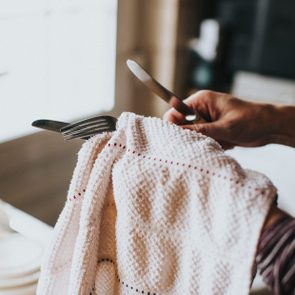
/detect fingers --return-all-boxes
[163,107,186,124]
[163,90,242,149]
[163,90,222,124]
[181,122,235,149]
[180,121,227,140]
[218,141,235,150]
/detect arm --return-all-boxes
[271,105,295,148]
[163,90,295,149]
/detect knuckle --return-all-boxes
[163,109,173,120]
[194,124,207,134]
[196,89,214,99]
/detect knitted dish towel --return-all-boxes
[37,112,277,295]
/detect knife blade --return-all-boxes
[126,59,201,122]
[32,119,68,133]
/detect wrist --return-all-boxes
[267,104,295,147]
[262,206,287,230]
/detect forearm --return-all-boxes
[270,105,295,148]
[263,206,289,228]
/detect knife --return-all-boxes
[126,59,201,122]
[32,119,68,133]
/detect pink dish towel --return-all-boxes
[37,112,277,295]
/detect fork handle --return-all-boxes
[32,120,68,132]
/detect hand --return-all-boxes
[163,90,280,149]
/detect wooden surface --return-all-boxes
[0,131,81,225]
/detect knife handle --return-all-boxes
[170,96,208,123]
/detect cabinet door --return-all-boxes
[0,0,117,142]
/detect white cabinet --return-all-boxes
[0,0,117,142]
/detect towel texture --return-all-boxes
[37,112,277,295]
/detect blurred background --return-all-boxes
[0,0,295,248]
[1,1,295,293]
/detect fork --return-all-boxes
[32,115,117,140]
[61,116,117,140]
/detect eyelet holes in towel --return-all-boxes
[68,188,86,201]
[70,142,263,202]
[68,142,265,201]
[105,142,257,190]
[94,258,157,295]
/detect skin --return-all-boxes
[163,90,295,229]
[164,90,295,149]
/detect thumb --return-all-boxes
[180,121,226,140]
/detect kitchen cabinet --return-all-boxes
[0,0,117,142]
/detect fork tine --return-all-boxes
[63,126,115,140]
[62,120,110,135]
[60,115,117,140]
[61,116,111,133]
[63,123,114,138]
[62,117,116,140]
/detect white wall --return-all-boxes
[0,0,117,143]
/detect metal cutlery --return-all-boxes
[126,59,202,122]
[61,116,117,140]
[32,60,203,140]
[31,119,68,132]
[32,116,117,140]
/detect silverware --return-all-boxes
[31,120,68,132]
[126,59,201,122]
[32,116,117,140]
[61,116,117,140]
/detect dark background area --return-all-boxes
[218,0,295,79]
[180,0,295,93]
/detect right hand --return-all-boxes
[163,90,277,149]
